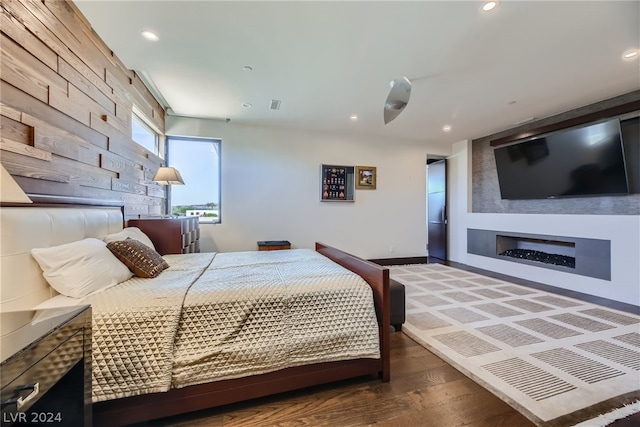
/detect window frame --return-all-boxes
[165,135,222,224]
[131,106,163,157]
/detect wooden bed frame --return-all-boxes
[0,197,389,426]
[93,243,390,426]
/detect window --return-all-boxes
[132,112,159,155]
[166,136,221,224]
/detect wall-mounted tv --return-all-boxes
[493,118,630,200]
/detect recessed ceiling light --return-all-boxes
[622,49,639,60]
[242,66,253,71]
[350,115,358,121]
[140,30,159,42]
[482,1,498,12]
[442,125,452,132]
[242,102,252,108]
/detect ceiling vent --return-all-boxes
[269,99,282,110]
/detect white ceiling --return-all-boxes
[75,1,640,149]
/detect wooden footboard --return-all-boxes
[94,243,390,426]
[315,242,390,381]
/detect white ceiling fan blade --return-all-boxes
[384,76,411,124]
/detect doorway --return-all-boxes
[427,158,447,262]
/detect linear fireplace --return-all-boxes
[467,229,611,280]
[497,235,576,268]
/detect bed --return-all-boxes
[0,197,390,426]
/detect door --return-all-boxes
[427,159,447,261]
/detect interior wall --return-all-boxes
[447,94,640,307]
[166,116,447,259]
[0,0,166,219]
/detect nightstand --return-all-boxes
[1,306,92,426]
[128,217,200,255]
[257,240,291,251]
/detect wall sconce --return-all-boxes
[1,164,32,203]
[152,167,185,185]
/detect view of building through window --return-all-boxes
[167,136,221,223]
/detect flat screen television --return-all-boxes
[493,118,629,200]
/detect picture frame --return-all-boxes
[355,166,377,189]
[320,164,355,202]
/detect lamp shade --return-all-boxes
[1,164,32,203]
[153,167,185,185]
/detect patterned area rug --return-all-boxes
[390,264,640,427]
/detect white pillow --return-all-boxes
[31,238,133,298]
[103,227,155,250]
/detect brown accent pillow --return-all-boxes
[106,238,169,278]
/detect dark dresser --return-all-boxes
[128,217,200,255]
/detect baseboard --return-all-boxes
[368,256,428,266]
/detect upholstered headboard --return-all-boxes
[0,200,124,312]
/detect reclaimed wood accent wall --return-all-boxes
[0,0,166,219]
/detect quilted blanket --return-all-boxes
[86,249,379,402]
[86,253,214,402]
[172,249,380,387]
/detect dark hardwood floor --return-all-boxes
[133,332,535,427]
[129,260,639,427]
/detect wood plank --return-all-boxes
[146,203,162,216]
[102,112,130,137]
[65,1,119,70]
[111,176,146,195]
[2,0,112,98]
[0,137,51,161]
[31,125,100,166]
[124,203,149,216]
[122,193,161,207]
[105,69,134,105]
[0,33,63,103]
[58,57,115,115]
[2,80,108,150]
[21,0,102,78]
[1,0,166,218]
[0,114,31,145]
[48,81,113,131]
[3,148,114,190]
[54,154,114,190]
[0,3,58,71]
[48,82,90,126]
[147,184,165,198]
[100,150,142,176]
[13,175,125,202]
[111,89,132,125]
[43,0,112,67]
[0,101,22,121]
[0,150,69,183]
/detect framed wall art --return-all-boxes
[320,165,355,202]
[355,166,377,189]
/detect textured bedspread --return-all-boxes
[86,253,215,402]
[172,249,380,388]
[86,249,379,402]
